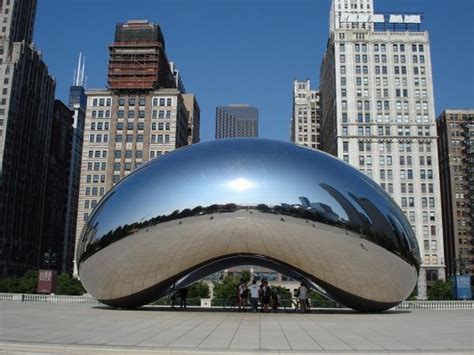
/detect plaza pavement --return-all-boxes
[0,301,473,354]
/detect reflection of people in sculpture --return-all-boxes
[180,287,188,309]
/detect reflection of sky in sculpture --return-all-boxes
[78,138,419,311]
[86,139,413,249]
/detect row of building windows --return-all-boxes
[114,150,143,159]
[116,121,144,130]
[340,43,425,53]
[86,175,106,183]
[343,141,431,154]
[85,186,105,196]
[341,125,433,137]
[111,97,174,107]
[89,134,109,143]
[341,100,430,111]
[150,134,171,144]
[88,150,107,158]
[87,161,106,171]
[400,197,436,208]
[90,122,109,130]
[113,162,142,171]
[91,110,110,118]
[343,86,429,99]
[115,134,143,142]
[91,98,112,107]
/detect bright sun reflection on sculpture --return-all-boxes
[226,178,255,191]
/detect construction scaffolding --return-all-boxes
[107,21,174,91]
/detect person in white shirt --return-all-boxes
[248,279,260,312]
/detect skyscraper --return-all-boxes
[319,0,444,298]
[215,105,258,139]
[291,80,321,149]
[41,100,73,272]
[437,109,474,278]
[62,54,87,273]
[74,20,199,274]
[0,0,56,275]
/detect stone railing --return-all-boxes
[395,300,474,310]
[0,293,98,304]
[1,293,473,310]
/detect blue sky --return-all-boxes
[35,0,474,142]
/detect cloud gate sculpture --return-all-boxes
[77,139,420,312]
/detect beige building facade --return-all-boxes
[291,80,321,149]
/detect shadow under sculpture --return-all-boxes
[77,138,420,312]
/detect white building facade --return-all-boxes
[320,0,444,298]
[291,80,321,149]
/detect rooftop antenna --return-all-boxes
[80,55,86,87]
[73,53,86,86]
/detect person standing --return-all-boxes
[261,280,271,313]
[298,282,308,313]
[180,287,188,309]
[270,287,279,312]
[249,279,260,313]
[237,279,247,311]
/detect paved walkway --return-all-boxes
[0,302,473,354]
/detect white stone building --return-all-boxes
[291,80,321,149]
[319,0,444,298]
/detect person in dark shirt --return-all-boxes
[180,287,188,309]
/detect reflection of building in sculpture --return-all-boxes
[77,139,419,312]
[320,183,370,229]
[74,20,200,274]
[298,196,340,222]
[319,0,445,298]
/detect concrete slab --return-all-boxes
[0,302,473,354]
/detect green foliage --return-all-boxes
[239,270,251,283]
[271,285,291,300]
[309,290,330,301]
[0,271,38,294]
[213,276,239,300]
[55,274,85,295]
[427,280,453,300]
[407,287,418,300]
[187,281,210,299]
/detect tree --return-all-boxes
[213,276,239,301]
[187,281,210,299]
[17,271,38,293]
[271,285,291,300]
[0,271,38,293]
[240,270,251,283]
[55,273,85,295]
[427,280,453,300]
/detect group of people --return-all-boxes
[238,279,310,313]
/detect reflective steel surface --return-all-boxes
[77,138,420,312]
